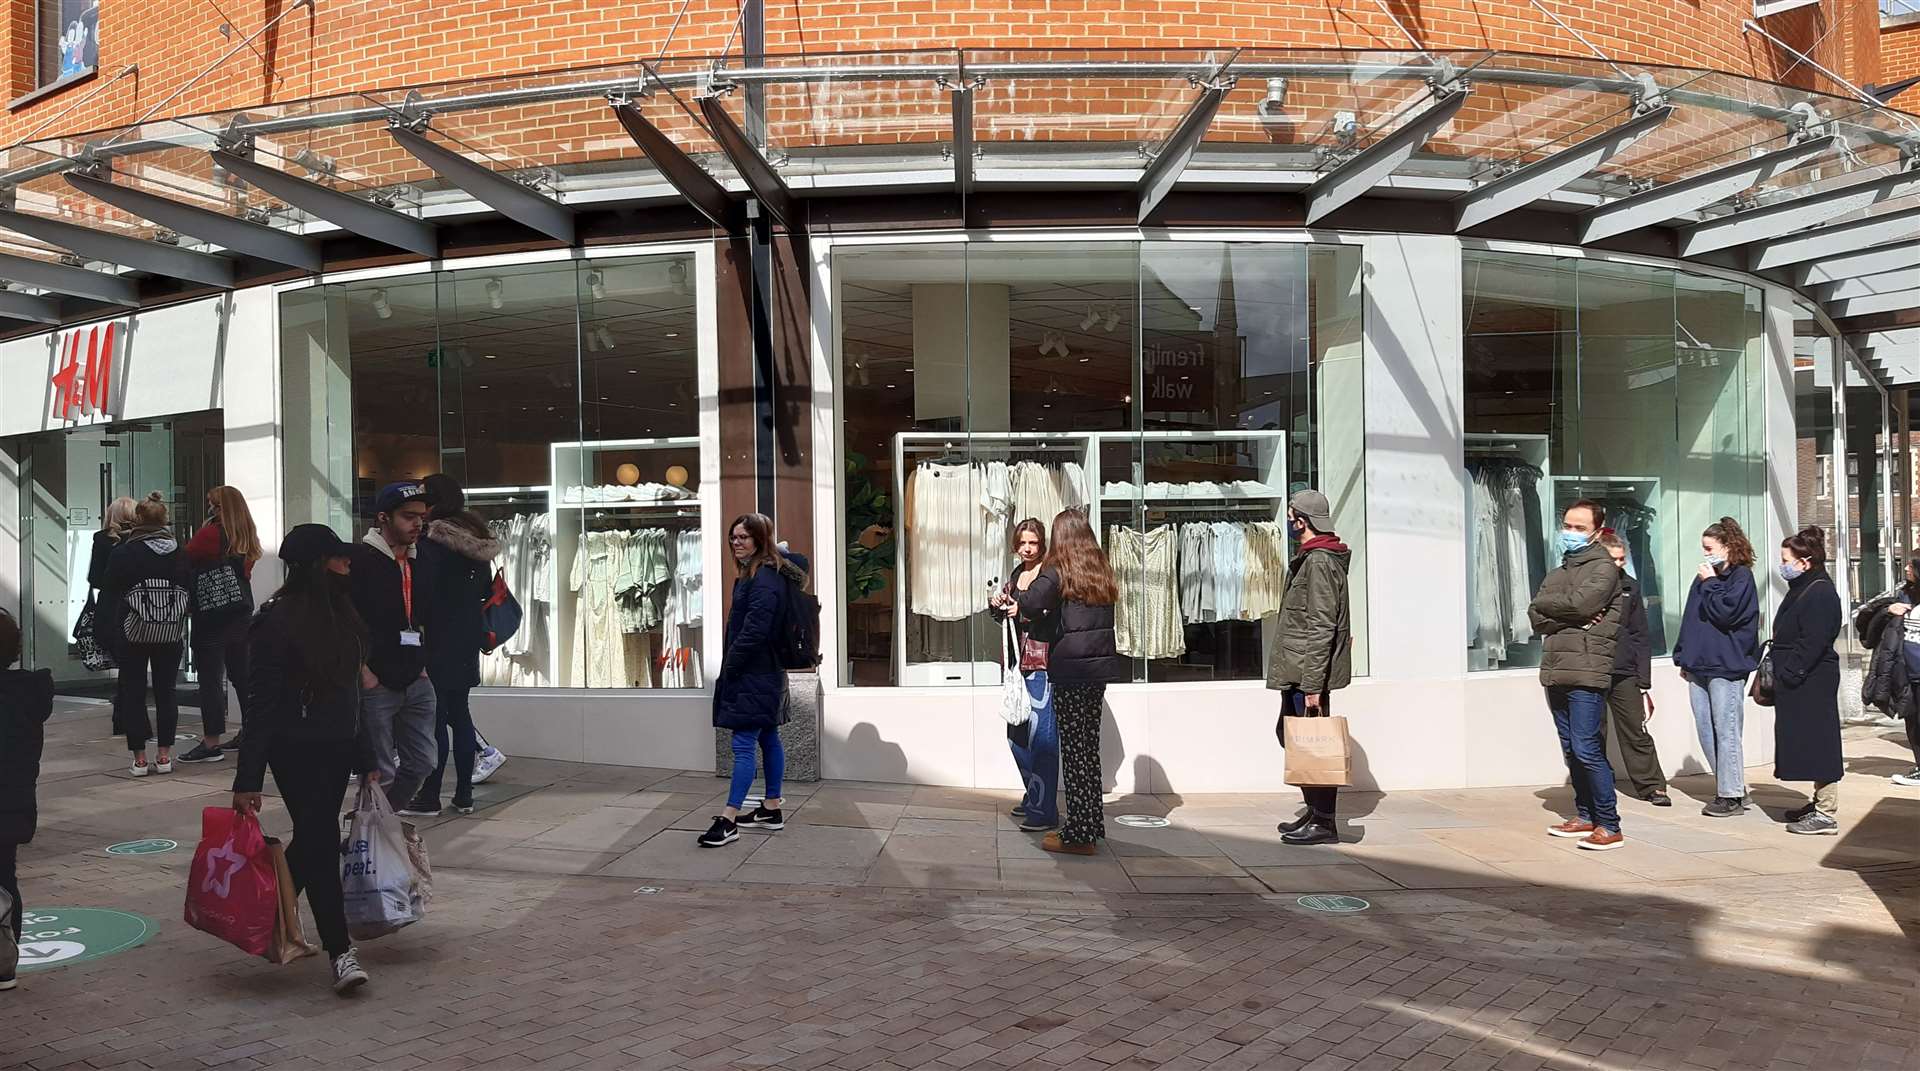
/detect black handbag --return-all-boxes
[72,594,116,671]
[1748,640,1775,708]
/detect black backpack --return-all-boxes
[775,576,821,671]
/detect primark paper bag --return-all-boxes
[1282,715,1353,787]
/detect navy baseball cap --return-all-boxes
[374,481,428,515]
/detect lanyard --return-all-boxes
[398,554,413,627]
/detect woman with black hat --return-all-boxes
[230,523,374,995]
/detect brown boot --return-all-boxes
[1041,832,1097,856]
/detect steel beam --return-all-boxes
[1751,205,1920,270]
[65,171,323,271]
[0,251,139,304]
[1830,289,1920,320]
[610,102,736,231]
[1304,86,1469,225]
[1137,82,1232,223]
[1678,165,1920,257]
[1454,105,1673,232]
[0,208,235,287]
[698,94,797,229]
[0,288,60,323]
[210,150,439,258]
[1820,268,1920,303]
[952,87,975,200]
[1579,135,1836,243]
[1798,242,1920,286]
[388,126,575,244]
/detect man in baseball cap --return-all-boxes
[348,480,439,811]
[1269,487,1353,845]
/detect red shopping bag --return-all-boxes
[184,807,280,958]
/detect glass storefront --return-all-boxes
[1461,251,1766,670]
[833,239,1367,688]
[280,253,706,691]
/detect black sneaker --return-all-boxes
[1017,818,1057,832]
[219,733,246,752]
[735,806,785,830]
[1010,804,1027,819]
[330,949,368,994]
[177,742,225,764]
[397,800,442,818]
[0,974,16,991]
[1701,796,1748,818]
[697,816,738,847]
[450,797,475,815]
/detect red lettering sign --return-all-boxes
[49,322,118,422]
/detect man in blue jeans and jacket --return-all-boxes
[1528,499,1627,851]
[350,482,439,812]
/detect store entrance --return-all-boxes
[16,410,222,687]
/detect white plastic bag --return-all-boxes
[341,782,423,941]
[1000,618,1031,726]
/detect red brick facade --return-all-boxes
[1884,18,1920,101]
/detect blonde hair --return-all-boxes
[132,491,169,528]
[104,496,138,536]
[208,486,262,565]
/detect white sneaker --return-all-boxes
[331,949,369,994]
[1891,769,1920,787]
[155,756,173,774]
[471,747,507,785]
[129,757,149,777]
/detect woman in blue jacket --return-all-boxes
[1671,516,1761,818]
[700,513,809,848]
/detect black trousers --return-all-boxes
[117,643,183,752]
[193,617,250,738]
[1,841,19,943]
[268,739,354,956]
[418,670,478,807]
[1906,705,1920,769]
[1055,683,1107,846]
[1278,687,1338,821]
[1602,675,1668,797]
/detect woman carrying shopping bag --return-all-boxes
[700,514,810,848]
[990,519,1059,832]
[179,487,264,764]
[1770,527,1845,836]
[101,493,191,777]
[1672,517,1762,818]
[231,524,374,995]
[75,497,138,671]
[1017,510,1127,857]
[405,474,503,817]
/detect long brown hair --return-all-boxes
[1012,517,1048,556]
[273,558,367,687]
[1044,509,1116,605]
[1703,516,1755,569]
[208,486,263,565]
[730,512,786,577]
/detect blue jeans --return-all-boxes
[1686,675,1747,799]
[728,726,785,810]
[1547,685,1620,833]
[1006,670,1059,826]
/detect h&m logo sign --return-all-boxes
[49,321,121,422]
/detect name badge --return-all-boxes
[399,629,423,647]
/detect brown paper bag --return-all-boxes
[263,838,318,965]
[1283,715,1353,787]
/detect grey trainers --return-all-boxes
[1786,811,1839,836]
[1701,796,1748,818]
[331,949,369,993]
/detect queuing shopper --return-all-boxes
[1672,517,1761,817]
[1016,510,1126,857]
[231,524,372,993]
[701,514,808,848]
[1528,500,1626,851]
[1267,489,1353,846]
[990,518,1060,833]
[405,475,503,818]
[103,493,191,777]
[179,487,264,764]
[1860,558,1920,789]
[349,482,439,812]
[85,496,138,593]
[1597,530,1669,807]
[0,609,52,991]
[1771,527,1845,836]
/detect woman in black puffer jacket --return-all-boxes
[1859,557,1920,786]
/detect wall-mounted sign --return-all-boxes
[49,321,119,422]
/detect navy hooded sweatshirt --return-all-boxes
[1671,563,1761,680]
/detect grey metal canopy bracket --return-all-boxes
[210,149,440,259]
[1454,105,1674,232]
[1750,205,1920,270]
[1304,84,1469,225]
[1829,288,1920,320]
[1678,162,1920,257]
[0,288,61,324]
[1137,78,1234,224]
[1796,242,1920,286]
[951,85,976,200]
[0,207,235,288]
[1820,268,1920,303]
[697,94,798,229]
[1578,135,1836,243]
[609,101,737,232]
[65,170,323,272]
[0,251,139,304]
[388,125,576,245]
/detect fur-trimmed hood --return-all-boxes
[427,518,503,563]
[775,551,810,589]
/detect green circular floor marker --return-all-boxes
[15,908,157,971]
[1297,894,1370,913]
[105,838,179,856]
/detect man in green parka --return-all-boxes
[1268,489,1352,846]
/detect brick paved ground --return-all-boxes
[5,698,1918,1070]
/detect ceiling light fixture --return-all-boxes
[1079,305,1100,331]
[1102,305,1121,332]
[595,326,617,350]
[485,277,504,310]
[587,270,606,300]
[586,330,601,353]
[371,290,391,319]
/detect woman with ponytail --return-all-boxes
[1769,527,1844,835]
[1672,516,1761,818]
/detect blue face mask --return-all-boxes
[1779,561,1805,583]
[1558,531,1591,557]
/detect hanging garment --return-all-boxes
[978,460,1012,596]
[1209,522,1247,622]
[1242,522,1289,619]
[569,531,632,688]
[1109,524,1184,659]
[908,462,979,621]
[1179,522,1214,624]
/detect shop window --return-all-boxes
[1462,252,1765,671]
[21,0,98,96]
[1815,455,1830,499]
[280,253,704,690]
[834,240,1366,688]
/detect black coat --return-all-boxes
[713,553,810,731]
[1013,567,1127,685]
[1610,576,1652,689]
[418,519,503,685]
[86,529,117,590]
[1857,591,1912,716]
[100,527,188,654]
[348,534,435,691]
[0,668,53,845]
[232,596,370,794]
[1771,569,1844,784]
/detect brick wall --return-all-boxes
[0,0,1900,150]
[1885,18,1920,102]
